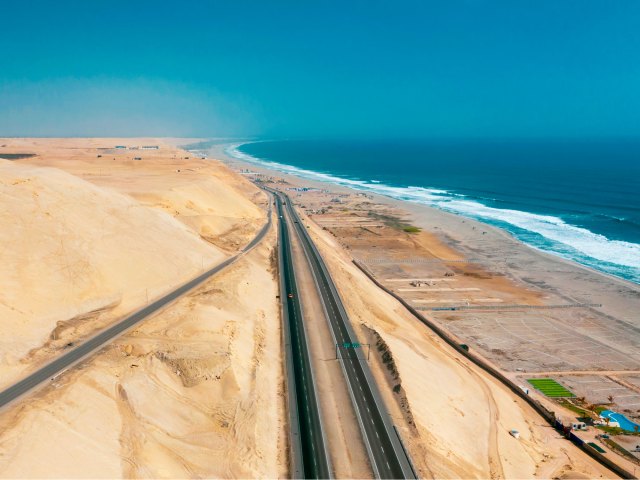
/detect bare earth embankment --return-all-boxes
[0,139,285,478]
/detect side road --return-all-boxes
[0,202,272,410]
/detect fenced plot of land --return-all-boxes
[556,375,640,411]
[435,310,640,372]
[528,378,575,397]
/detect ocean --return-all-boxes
[229,138,640,284]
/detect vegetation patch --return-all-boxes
[528,378,575,397]
[593,405,608,414]
[601,438,640,465]
[596,425,627,435]
[0,153,36,160]
[558,399,591,417]
[366,211,419,233]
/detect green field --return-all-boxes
[528,378,575,397]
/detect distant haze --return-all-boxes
[1,0,639,139]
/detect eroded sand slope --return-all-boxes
[0,240,284,478]
[0,138,285,478]
[0,159,225,387]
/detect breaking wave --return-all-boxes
[226,143,640,283]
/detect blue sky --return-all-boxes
[1,0,639,138]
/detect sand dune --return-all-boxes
[0,159,227,387]
[0,138,268,390]
[0,138,284,478]
[0,240,285,478]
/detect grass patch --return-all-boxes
[559,400,590,417]
[596,425,640,436]
[594,405,608,414]
[365,211,421,233]
[596,425,627,436]
[367,211,404,229]
[602,438,640,465]
[528,378,575,398]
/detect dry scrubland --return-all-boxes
[0,139,285,477]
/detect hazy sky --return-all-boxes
[1,0,639,138]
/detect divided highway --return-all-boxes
[0,204,273,410]
[275,194,332,479]
[279,191,416,479]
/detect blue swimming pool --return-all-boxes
[600,410,640,432]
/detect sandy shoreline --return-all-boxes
[207,142,639,319]
[205,141,640,475]
[207,141,640,372]
[0,137,636,478]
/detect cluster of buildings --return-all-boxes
[114,145,159,150]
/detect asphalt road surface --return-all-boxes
[275,194,332,479]
[0,204,273,410]
[281,192,416,479]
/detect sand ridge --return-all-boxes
[0,138,285,478]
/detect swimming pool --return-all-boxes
[600,410,640,432]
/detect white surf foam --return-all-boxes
[226,143,640,282]
[443,199,640,269]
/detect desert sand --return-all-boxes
[0,137,633,478]
[0,139,285,478]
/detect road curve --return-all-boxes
[0,202,273,410]
[280,191,416,479]
[275,194,332,479]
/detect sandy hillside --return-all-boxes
[0,138,266,389]
[7,138,266,252]
[0,235,285,478]
[0,138,284,478]
[301,208,615,479]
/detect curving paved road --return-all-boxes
[279,191,416,479]
[0,204,273,410]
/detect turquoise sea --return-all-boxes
[229,138,640,284]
